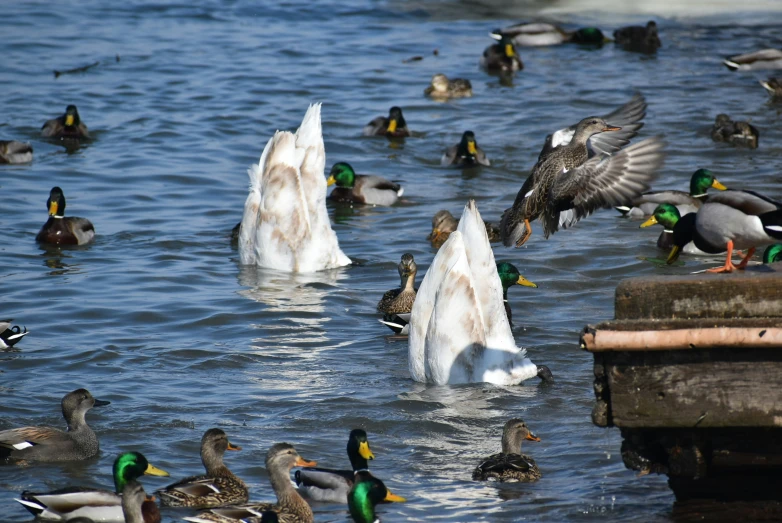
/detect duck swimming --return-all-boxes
[441,131,490,167]
[0,319,28,348]
[493,23,608,47]
[424,74,472,99]
[616,168,727,218]
[348,472,405,523]
[327,162,403,206]
[362,106,410,138]
[41,105,89,140]
[496,262,537,324]
[377,253,417,335]
[724,49,782,71]
[0,140,33,164]
[480,33,523,73]
[472,419,541,482]
[613,21,660,53]
[711,114,759,149]
[36,187,96,246]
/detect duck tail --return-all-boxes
[761,209,782,240]
[615,205,631,215]
[723,58,740,71]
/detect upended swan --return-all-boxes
[408,200,539,385]
[238,104,351,272]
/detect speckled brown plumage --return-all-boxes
[472,419,541,482]
[377,253,417,314]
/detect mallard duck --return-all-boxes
[408,201,541,385]
[183,443,316,523]
[480,33,523,73]
[295,429,375,503]
[764,244,782,264]
[472,419,541,482]
[0,388,109,462]
[640,204,708,255]
[666,191,782,272]
[326,162,403,206]
[537,93,647,163]
[724,49,782,71]
[428,209,501,248]
[441,131,490,167]
[157,428,247,508]
[0,319,28,348]
[41,105,90,139]
[377,254,417,335]
[238,104,351,272]
[362,107,410,138]
[613,21,660,54]
[760,78,782,97]
[711,114,759,149]
[501,118,664,247]
[616,168,728,218]
[496,262,537,324]
[17,451,169,522]
[35,187,96,245]
[348,471,406,523]
[424,74,472,99]
[493,23,608,47]
[0,140,33,164]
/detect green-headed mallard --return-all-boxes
[424,74,472,99]
[295,429,375,503]
[472,418,541,482]
[711,114,759,149]
[724,49,782,71]
[640,203,708,255]
[616,168,728,218]
[238,104,351,272]
[493,23,608,47]
[35,187,96,245]
[326,162,403,206]
[157,428,247,508]
[613,21,660,54]
[501,117,664,247]
[348,471,406,523]
[362,107,410,138]
[0,388,109,462]
[428,209,501,248]
[667,190,782,272]
[0,319,28,348]
[41,105,89,139]
[761,77,782,97]
[480,33,523,73]
[183,443,316,523]
[441,131,490,167]
[377,254,417,335]
[764,244,782,264]
[496,262,537,324]
[0,140,33,164]
[18,451,169,522]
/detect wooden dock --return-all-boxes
[582,263,782,505]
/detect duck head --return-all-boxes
[430,74,449,93]
[571,27,609,44]
[348,473,406,523]
[386,106,406,135]
[327,162,357,188]
[501,418,540,454]
[62,388,110,429]
[428,210,458,242]
[64,105,81,128]
[496,262,537,299]
[572,117,621,143]
[398,253,417,290]
[457,131,480,161]
[113,451,169,493]
[641,203,681,231]
[347,429,375,470]
[200,428,241,472]
[46,187,68,217]
[690,169,727,196]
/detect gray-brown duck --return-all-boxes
[711,114,759,149]
[472,419,541,482]
[377,254,417,334]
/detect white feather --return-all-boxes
[13,441,33,450]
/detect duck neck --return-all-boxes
[501,431,522,455]
[202,447,233,478]
[401,272,416,293]
[269,465,308,514]
[121,481,145,523]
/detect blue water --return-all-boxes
[2,1,782,521]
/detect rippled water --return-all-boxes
[2,1,782,521]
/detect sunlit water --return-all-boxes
[2,1,782,521]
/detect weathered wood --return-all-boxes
[582,327,782,352]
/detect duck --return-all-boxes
[362,106,410,138]
[377,254,417,335]
[640,204,708,255]
[496,262,537,324]
[183,443,316,523]
[0,140,33,164]
[295,429,375,503]
[408,200,543,385]
[724,49,782,71]
[613,21,661,53]
[760,78,782,97]
[428,209,501,248]
[156,428,247,508]
[501,117,664,247]
[764,244,782,264]
[615,168,728,218]
[326,162,403,206]
[711,114,759,149]
[237,103,351,272]
[0,388,109,462]
[41,105,90,139]
[35,187,96,245]
[666,190,782,272]
[17,451,169,522]
[441,131,490,167]
[492,23,608,47]
[424,74,472,99]
[480,33,523,73]
[0,319,28,348]
[472,418,541,482]
[537,93,647,163]
[348,471,406,523]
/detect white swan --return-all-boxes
[238,104,351,272]
[408,200,539,385]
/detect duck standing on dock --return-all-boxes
[472,419,541,482]
[377,253,417,335]
[326,162,403,206]
[480,33,523,72]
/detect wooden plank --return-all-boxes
[582,327,782,352]
[590,318,782,332]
